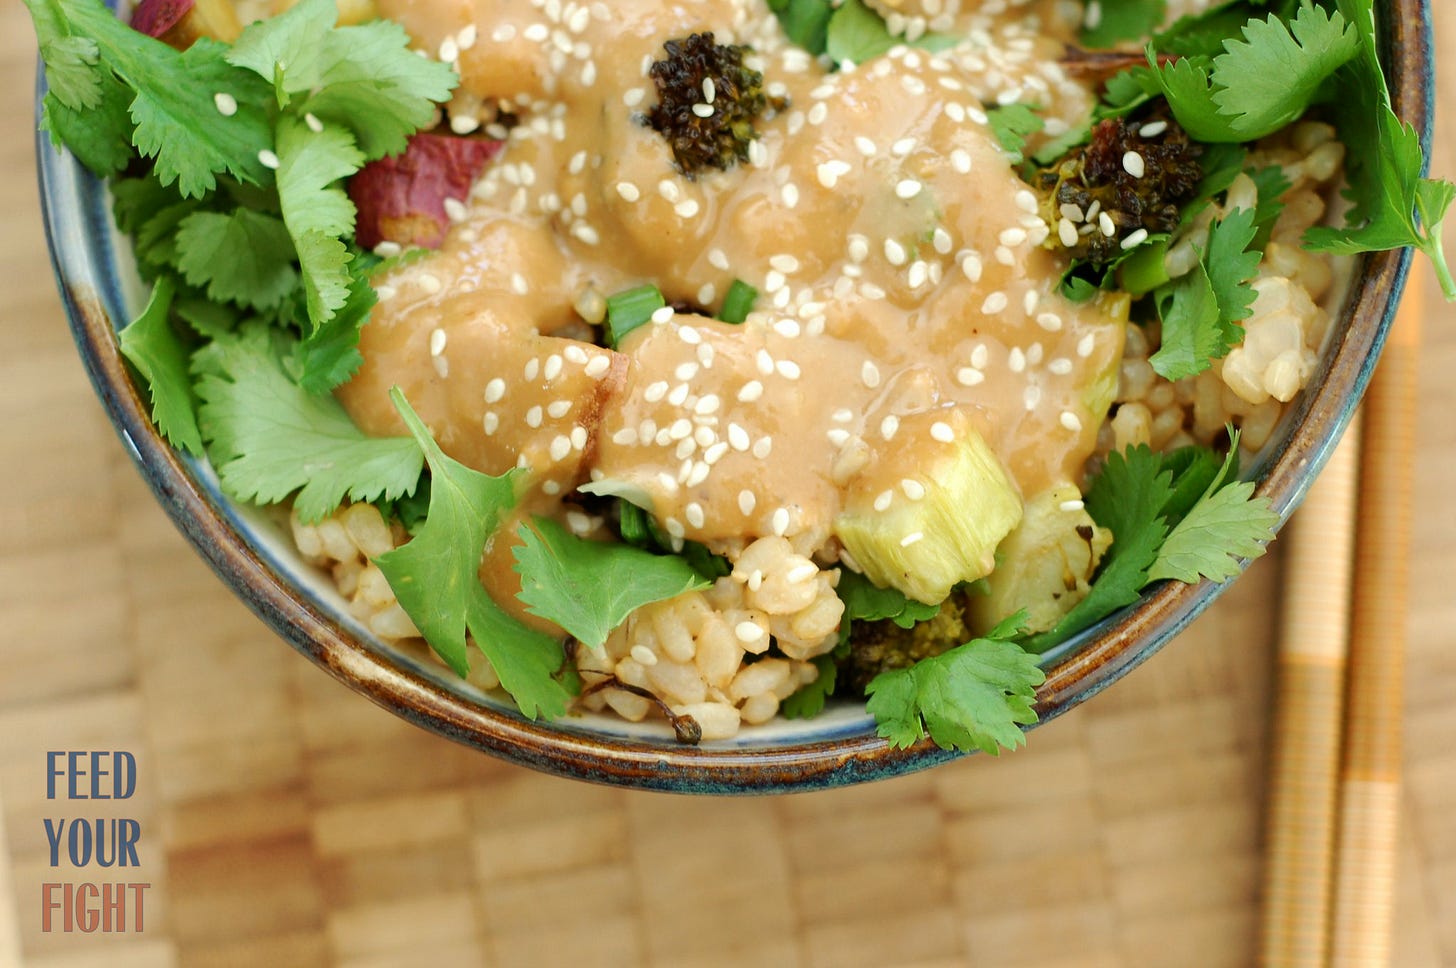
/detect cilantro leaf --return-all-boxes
[374,392,573,718]
[41,75,133,176]
[1080,0,1166,49]
[299,21,459,161]
[865,620,1043,754]
[1150,208,1260,380]
[767,0,834,57]
[127,39,276,198]
[290,264,376,393]
[117,275,203,456]
[1247,164,1292,248]
[1024,445,1173,651]
[173,209,299,311]
[225,0,336,102]
[513,516,710,650]
[1208,2,1357,137]
[836,570,940,630]
[986,103,1044,164]
[1303,0,1456,298]
[273,115,364,328]
[1150,443,1278,582]
[1202,207,1262,323]
[193,326,423,521]
[781,654,838,720]
[825,0,899,65]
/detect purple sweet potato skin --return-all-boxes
[350,134,504,250]
[130,0,194,39]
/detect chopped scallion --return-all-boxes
[604,284,665,347]
[718,279,757,323]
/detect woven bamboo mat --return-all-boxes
[3,5,1456,966]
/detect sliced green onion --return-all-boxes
[718,279,757,323]
[617,499,654,547]
[604,284,665,347]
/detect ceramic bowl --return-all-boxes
[36,2,1429,793]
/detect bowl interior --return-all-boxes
[35,1,1426,792]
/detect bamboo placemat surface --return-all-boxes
[4,5,1456,966]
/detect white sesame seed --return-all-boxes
[541,480,560,496]
[1121,228,1150,250]
[772,508,790,536]
[786,563,818,584]
[668,418,693,440]
[884,239,908,266]
[881,415,900,440]
[860,361,882,389]
[907,261,929,289]
[483,411,499,435]
[892,137,916,156]
[873,490,894,512]
[549,435,572,461]
[738,380,764,402]
[524,358,540,380]
[667,383,690,406]
[675,199,700,218]
[693,425,715,447]
[995,246,1015,266]
[932,228,953,254]
[702,77,716,103]
[257,149,280,169]
[1123,151,1146,178]
[418,273,442,295]
[769,254,801,274]
[375,285,396,301]
[930,421,954,443]
[664,517,685,538]
[644,381,669,402]
[895,179,923,200]
[970,344,989,369]
[982,291,1009,314]
[704,442,729,464]
[214,92,238,116]
[1139,120,1168,138]
[685,502,705,528]
[1099,211,1117,237]
[674,362,699,382]
[1060,499,1086,512]
[429,328,447,357]
[1058,218,1079,247]
[547,400,571,419]
[900,531,925,547]
[826,428,851,447]
[1049,358,1074,376]
[1060,411,1084,432]
[695,394,720,415]
[439,37,459,62]
[735,621,764,644]
[570,426,588,450]
[775,360,800,380]
[708,248,730,271]
[615,181,640,202]
[525,405,543,428]
[951,149,972,174]
[960,251,983,282]
[1077,333,1097,358]
[543,354,563,380]
[999,227,1028,247]
[955,367,985,386]
[855,136,878,156]
[1024,386,1042,410]
[736,490,757,516]
[1008,347,1026,372]
[727,424,750,451]
[1016,190,1039,213]
[652,306,676,325]
[752,437,773,458]
[458,23,477,49]
[1060,203,1085,223]
[781,183,800,208]
[611,427,638,445]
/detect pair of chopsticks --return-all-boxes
[1259,277,1424,968]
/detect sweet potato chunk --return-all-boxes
[349,134,503,250]
[131,0,241,47]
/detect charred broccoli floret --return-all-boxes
[839,597,973,697]
[1037,112,1204,266]
[645,33,785,179]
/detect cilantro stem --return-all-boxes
[1420,234,1456,301]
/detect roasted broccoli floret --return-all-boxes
[1037,112,1204,266]
[645,33,785,178]
[839,597,973,697]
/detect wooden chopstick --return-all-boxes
[1259,411,1364,968]
[1328,276,1425,967]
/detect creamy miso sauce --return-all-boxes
[337,0,1126,613]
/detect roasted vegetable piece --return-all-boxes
[840,597,972,697]
[834,410,1023,605]
[969,484,1112,635]
[1037,113,1203,266]
[645,32,786,178]
[130,0,241,47]
[349,133,503,250]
